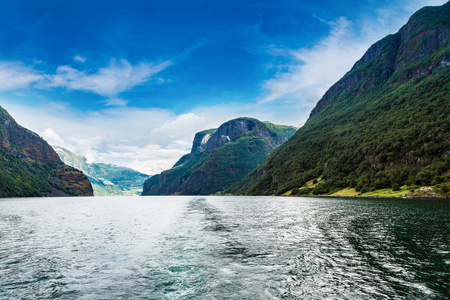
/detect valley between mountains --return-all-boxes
[0,2,448,199]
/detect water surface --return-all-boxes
[0,196,448,299]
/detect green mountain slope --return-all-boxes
[0,106,93,197]
[228,2,450,198]
[142,117,296,195]
[54,146,150,196]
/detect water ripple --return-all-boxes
[0,196,448,299]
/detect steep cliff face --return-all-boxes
[142,117,296,195]
[310,2,450,117]
[191,129,216,153]
[0,107,61,165]
[0,106,93,197]
[204,118,290,152]
[230,2,450,197]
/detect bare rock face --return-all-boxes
[205,118,268,152]
[0,106,93,197]
[191,129,216,153]
[204,118,292,153]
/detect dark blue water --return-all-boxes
[0,196,448,299]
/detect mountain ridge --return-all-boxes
[228,2,450,198]
[311,2,450,117]
[0,106,93,197]
[142,117,296,195]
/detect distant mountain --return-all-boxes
[54,146,150,196]
[0,106,93,197]
[228,2,450,198]
[142,117,296,195]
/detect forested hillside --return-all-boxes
[0,106,93,197]
[228,2,450,198]
[142,118,296,195]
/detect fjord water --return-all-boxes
[0,196,448,299]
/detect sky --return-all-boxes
[0,0,447,175]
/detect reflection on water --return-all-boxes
[0,196,448,299]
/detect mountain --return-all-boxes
[228,2,450,198]
[142,117,296,195]
[54,146,150,196]
[0,106,93,197]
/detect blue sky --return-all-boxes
[0,0,447,174]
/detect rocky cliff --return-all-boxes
[0,106,93,197]
[0,107,61,165]
[204,119,290,152]
[191,129,216,153]
[142,117,296,195]
[229,2,450,197]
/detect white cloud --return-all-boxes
[102,98,129,106]
[259,17,370,105]
[1,101,212,174]
[99,144,189,175]
[73,55,87,63]
[0,58,171,103]
[0,61,43,91]
[41,128,65,146]
[149,113,207,146]
[259,0,448,108]
[42,58,172,97]
[1,98,302,175]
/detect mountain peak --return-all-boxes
[142,117,296,195]
[310,2,450,117]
